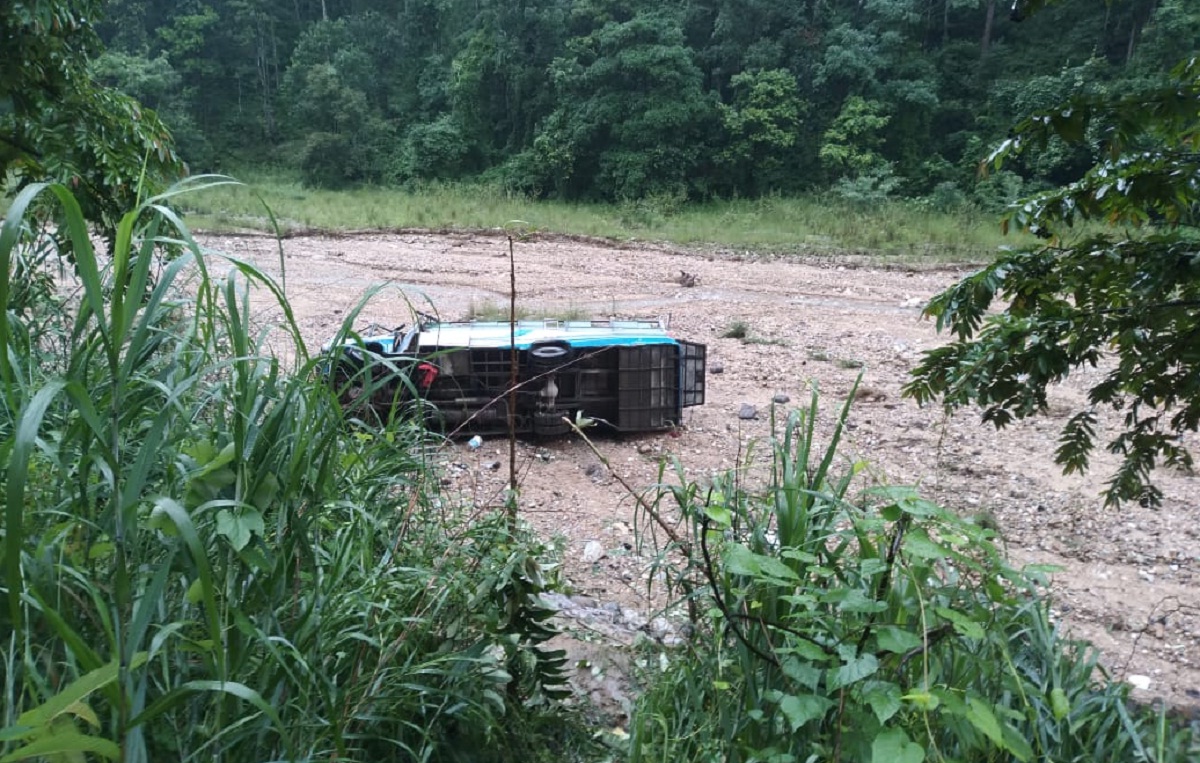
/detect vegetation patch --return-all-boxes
[0,183,592,762]
[625,389,1195,762]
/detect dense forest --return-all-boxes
[94,0,1197,201]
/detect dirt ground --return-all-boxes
[201,230,1199,712]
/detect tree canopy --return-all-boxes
[1,0,183,237]
[75,0,1197,200]
[905,54,1200,506]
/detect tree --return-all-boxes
[717,69,811,195]
[904,56,1200,506]
[1,0,182,239]
[93,51,213,167]
[524,8,719,200]
[280,16,392,186]
[819,95,892,178]
[447,0,568,162]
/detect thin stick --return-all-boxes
[507,235,518,526]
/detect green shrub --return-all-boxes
[300,131,356,188]
[971,169,1028,212]
[397,116,472,182]
[720,320,750,339]
[928,180,968,213]
[629,387,1195,762]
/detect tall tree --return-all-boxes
[717,69,812,194]
[279,15,393,185]
[905,55,1200,506]
[1,0,183,238]
[524,6,719,200]
[449,0,569,161]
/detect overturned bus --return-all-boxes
[325,317,707,436]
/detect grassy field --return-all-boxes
[177,169,1034,262]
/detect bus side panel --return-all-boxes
[616,345,680,431]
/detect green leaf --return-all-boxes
[871,728,925,763]
[930,688,963,714]
[0,728,34,744]
[15,654,146,729]
[186,578,205,605]
[703,501,732,528]
[934,607,985,641]
[780,548,819,565]
[0,732,119,763]
[826,588,888,614]
[828,653,878,691]
[1050,687,1070,721]
[724,543,799,582]
[965,696,1004,747]
[63,701,99,729]
[875,627,922,654]
[780,656,823,688]
[777,693,833,732]
[130,679,286,740]
[902,529,948,560]
[216,508,265,551]
[6,378,67,630]
[780,638,829,663]
[250,473,280,509]
[1001,721,1034,762]
[863,681,903,724]
[148,499,223,676]
[902,691,940,711]
[868,486,940,517]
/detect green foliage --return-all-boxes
[280,23,397,188]
[1135,0,1200,72]
[970,168,1029,212]
[0,0,184,241]
[525,8,720,201]
[926,180,968,213]
[906,56,1200,506]
[720,319,750,339]
[830,165,904,206]
[286,62,372,137]
[717,69,811,195]
[987,57,1110,185]
[0,181,578,761]
[178,170,1025,261]
[628,388,1194,761]
[820,96,895,186]
[92,51,213,168]
[398,116,473,183]
[299,131,355,188]
[63,0,1199,202]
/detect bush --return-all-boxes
[971,168,1028,212]
[628,386,1195,762]
[928,180,968,212]
[395,115,472,182]
[830,165,904,206]
[720,319,750,339]
[616,188,688,229]
[300,130,356,188]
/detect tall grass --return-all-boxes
[0,180,578,762]
[177,170,1028,262]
